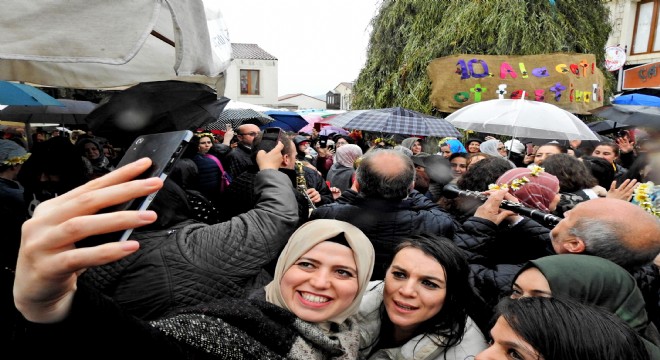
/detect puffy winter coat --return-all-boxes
[82,169,299,320]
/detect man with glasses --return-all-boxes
[224,124,261,180]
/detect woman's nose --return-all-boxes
[397,280,417,297]
[309,269,331,289]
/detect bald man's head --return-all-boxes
[551,198,660,269]
[236,124,261,146]
[356,149,415,200]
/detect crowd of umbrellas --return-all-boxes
[1,79,659,151]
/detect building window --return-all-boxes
[240,70,260,95]
[632,0,660,54]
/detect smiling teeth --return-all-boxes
[301,293,330,303]
[396,302,415,310]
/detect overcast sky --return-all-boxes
[220,1,382,97]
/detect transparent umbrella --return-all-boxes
[446,98,599,141]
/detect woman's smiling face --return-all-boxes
[383,247,447,334]
[280,241,358,323]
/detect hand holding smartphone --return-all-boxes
[80,130,193,245]
[256,127,284,153]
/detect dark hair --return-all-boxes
[356,149,414,200]
[437,157,514,221]
[448,152,468,162]
[593,141,620,157]
[465,152,491,167]
[413,167,430,194]
[620,153,650,183]
[538,142,567,153]
[183,135,201,159]
[17,136,88,196]
[250,131,294,163]
[378,234,473,354]
[495,296,650,360]
[335,135,355,145]
[542,153,597,192]
[457,156,513,192]
[580,155,615,189]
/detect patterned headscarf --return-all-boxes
[265,219,375,325]
[495,166,560,212]
[335,144,363,168]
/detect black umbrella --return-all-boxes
[586,119,635,135]
[592,104,660,130]
[85,80,229,149]
[205,108,275,130]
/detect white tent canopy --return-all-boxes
[0,0,232,91]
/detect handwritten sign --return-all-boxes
[427,53,605,115]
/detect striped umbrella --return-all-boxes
[206,108,275,130]
[329,107,460,137]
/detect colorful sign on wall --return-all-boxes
[427,53,605,115]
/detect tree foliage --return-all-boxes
[352,0,615,114]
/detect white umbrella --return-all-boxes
[223,100,276,112]
[0,0,231,90]
[445,98,599,141]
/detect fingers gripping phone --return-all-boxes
[257,127,284,153]
[82,130,193,245]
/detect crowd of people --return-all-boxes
[2,122,660,359]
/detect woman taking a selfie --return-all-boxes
[12,148,375,359]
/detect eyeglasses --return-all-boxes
[238,132,258,137]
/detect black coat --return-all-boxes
[310,189,457,280]
[81,170,299,320]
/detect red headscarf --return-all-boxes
[496,167,560,212]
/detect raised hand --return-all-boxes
[14,158,162,324]
[256,141,285,170]
[607,179,638,201]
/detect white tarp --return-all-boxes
[0,0,232,91]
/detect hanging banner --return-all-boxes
[427,53,605,115]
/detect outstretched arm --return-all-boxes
[14,157,163,323]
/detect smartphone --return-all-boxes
[81,130,193,245]
[319,135,328,148]
[525,143,535,156]
[257,127,283,153]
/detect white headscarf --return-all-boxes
[335,144,363,168]
[479,139,504,158]
[264,219,375,325]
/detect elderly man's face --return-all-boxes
[550,205,581,254]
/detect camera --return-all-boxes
[615,130,628,138]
